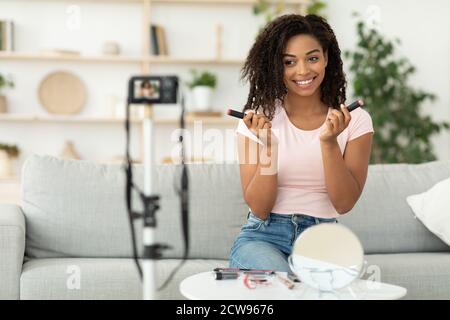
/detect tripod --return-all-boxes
[125,96,189,300]
[141,105,167,300]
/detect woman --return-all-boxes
[140,80,154,98]
[229,14,374,272]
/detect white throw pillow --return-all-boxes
[406,177,450,246]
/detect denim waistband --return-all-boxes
[248,211,337,224]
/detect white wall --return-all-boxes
[0,0,449,177]
[326,0,450,160]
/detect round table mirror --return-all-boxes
[288,223,364,292]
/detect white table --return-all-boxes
[180,271,407,300]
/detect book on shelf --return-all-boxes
[150,24,168,56]
[0,20,14,51]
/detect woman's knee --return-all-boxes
[229,241,290,272]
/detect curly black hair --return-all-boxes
[241,14,346,120]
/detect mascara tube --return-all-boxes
[214,272,239,280]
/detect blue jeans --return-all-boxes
[229,212,338,272]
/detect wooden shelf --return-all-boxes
[0,113,237,125]
[0,51,143,63]
[0,52,245,65]
[146,55,244,65]
[163,115,237,125]
[0,114,142,124]
[0,176,20,182]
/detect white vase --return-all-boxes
[104,94,119,117]
[60,140,81,160]
[192,86,213,111]
[0,150,13,178]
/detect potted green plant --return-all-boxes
[253,0,285,26]
[0,143,20,178]
[187,69,217,112]
[0,73,14,113]
[252,0,327,35]
[345,14,449,163]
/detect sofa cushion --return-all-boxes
[363,252,450,299]
[20,258,228,300]
[22,155,450,260]
[406,177,450,246]
[22,155,246,260]
[340,161,450,254]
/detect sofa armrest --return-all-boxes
[0,204,25,300]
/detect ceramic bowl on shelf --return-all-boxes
[102,42,121,55]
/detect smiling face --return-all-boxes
[283,34,328,98]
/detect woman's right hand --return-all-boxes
[243,111,274,149]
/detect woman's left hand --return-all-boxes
[319,104,351,143]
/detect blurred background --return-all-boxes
[0,0,449,202]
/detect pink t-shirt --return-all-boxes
[236,100,374,218]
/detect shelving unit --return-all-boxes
[0,1,309,67]
[0,0,308,187]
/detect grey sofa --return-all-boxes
[1,155,449,300]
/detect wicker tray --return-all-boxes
[38,71,86,115]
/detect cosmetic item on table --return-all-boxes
[287,272,301,283]
[213,267,275,275]
[276,273,295,289]
[214,271,239,280]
